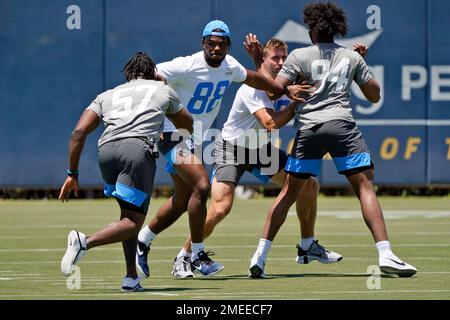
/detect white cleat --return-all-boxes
[379,254,417,277]
[248,254,268,279]
[296,241,343,264]
[61,230,87,276]
[172,255,194,279]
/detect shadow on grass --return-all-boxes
[198,273,398,280]
[141,287,214,293]
[82,287,216,295]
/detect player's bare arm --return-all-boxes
[253,102,298,131]
[166,107,194,134]
[244,70,310,102]
[59,110,99,202]
[274,74,293,88]
[359,78,381,103]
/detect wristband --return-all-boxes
[67,169,79,178]
[281,85,289,96]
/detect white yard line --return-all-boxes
[288,210,450,218]
[191,289,450,299]
[1,210,449,230]
[2,271,450,281]
[1,231,450,240]
[1,243,449,254]
[1,289,449,299]
[0,292,180,298]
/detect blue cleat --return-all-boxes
[136,241,151,278]
[121,276,144,292]
[191,250,224,277]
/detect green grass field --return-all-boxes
[0,196,449,300]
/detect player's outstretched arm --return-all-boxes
[253,102,298,131]
[245,70,311,102]
[59,110,99,202]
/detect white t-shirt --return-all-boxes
[157,51,247,145]
[222,84,291,149]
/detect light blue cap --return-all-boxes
[202,20,230,38]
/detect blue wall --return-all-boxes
[0,0,449,187]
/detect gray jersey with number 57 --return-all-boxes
[278,43,373,129]
[86,79,183,147]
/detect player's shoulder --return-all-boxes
[236,83,254,96]
[111,79,166,93]
[336,45,361,59]
[237,83,267,100]
[158,52,200,70]
[223,53,241,65]
[97,85,118,100]
[186,51,204,63]
[287,46,316,61]
[291,46,313,53]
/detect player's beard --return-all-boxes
[205,52,226,67]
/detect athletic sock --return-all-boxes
[138,226,157,247]
[177,248,192,259]
[255,239,272,262]
[376,240,393,257]
[191,242,205,261]
[300,237,315,251]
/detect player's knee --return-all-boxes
[364,168,375,181]
[119,217,140,233]
[192,179,210,200]
[350,174,375,198]
[211,204,231,222]
[359,177,375,194]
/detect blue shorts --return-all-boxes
[285,120,373,177]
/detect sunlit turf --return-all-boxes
[0,196,449,300]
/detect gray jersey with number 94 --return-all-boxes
[278,43,373,130]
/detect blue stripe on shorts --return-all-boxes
[210,168,217,184]
[103,182,148,207]
[104,183,115,197]
[164,147,177,174]
[333,152,371,173]
[284,157,322,177]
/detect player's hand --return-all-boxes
[244,33,263,62]
[285,82,314,103]
[58,176,79,202]
[353,43,368,58]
